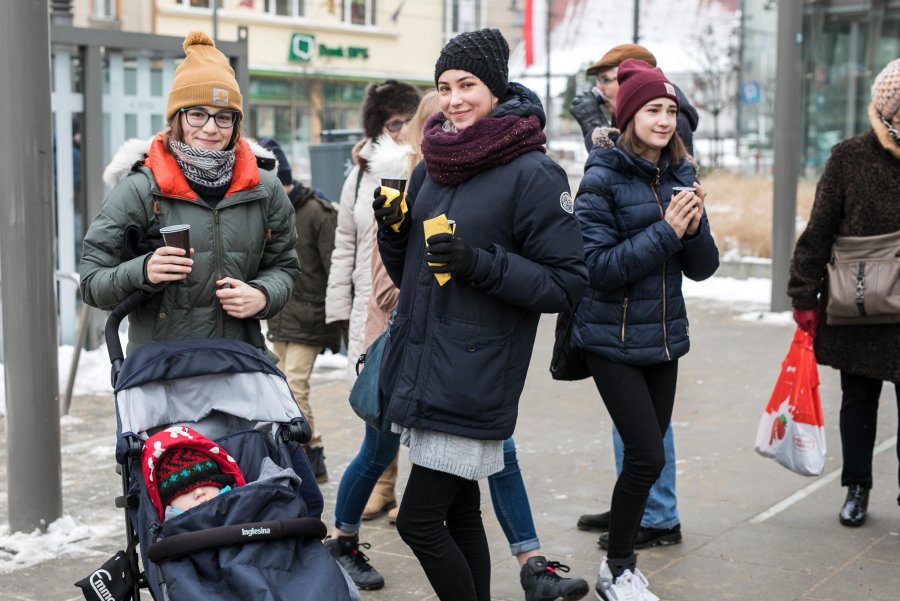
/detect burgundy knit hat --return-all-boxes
[614,58,680,131]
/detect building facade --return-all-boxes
[150,0,443,176]
[739,0,900,174]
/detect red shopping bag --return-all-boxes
[754,328,826,476]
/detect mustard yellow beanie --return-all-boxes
[166,31,243,122]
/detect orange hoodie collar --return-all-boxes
[144,133,262,201]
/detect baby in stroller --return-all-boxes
[143,426,247,520]
[110,336,359,601]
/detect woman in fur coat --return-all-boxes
[324,80,420,383]
[788,58,900,528]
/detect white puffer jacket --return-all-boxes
[325,139,379,382]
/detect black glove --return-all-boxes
[425,233,478,280]
[568,89,609,137]
[120,224,163,261]
[373,188,409,237]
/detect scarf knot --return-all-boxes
[421,113,546,185]
[169,139,236,193]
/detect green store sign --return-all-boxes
[289,33,369,63]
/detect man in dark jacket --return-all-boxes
[569,44,699,552]
[261,137,340,484]
[569,44,700,155]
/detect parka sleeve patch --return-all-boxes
[560,191,574,213]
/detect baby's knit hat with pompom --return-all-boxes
[166,31,243,122]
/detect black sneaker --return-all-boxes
[598,524,682,550]
[324,535,385,590]
[303,445,328,484]
[520,556,589,601]
[576,511,610,532]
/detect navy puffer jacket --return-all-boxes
[378,85,588,440]
[573,132,719,365]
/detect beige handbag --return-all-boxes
[826,229,900,325]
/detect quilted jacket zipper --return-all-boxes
[651,169,671,361]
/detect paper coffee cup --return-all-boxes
[160,224,191,255]
[381,178,407,196]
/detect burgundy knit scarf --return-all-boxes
[421,113,546,185]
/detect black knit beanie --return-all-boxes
[258,137,292,185]
[434,28,510,100]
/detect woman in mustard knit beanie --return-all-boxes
[80,31,299,352]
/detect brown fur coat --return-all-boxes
[788,103,900,383]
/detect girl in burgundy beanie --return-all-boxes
[573,58,720,601]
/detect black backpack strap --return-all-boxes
[354,165,365,199]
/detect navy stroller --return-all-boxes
[107,292,357,601]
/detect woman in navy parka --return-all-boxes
[372,29,588,601]
[573,60,719,601]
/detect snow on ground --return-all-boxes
[0,515,118,573]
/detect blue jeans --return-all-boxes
[333,424,401,534]
[335,429,540,556]
[613,423,679,529]
[488,437,541,556]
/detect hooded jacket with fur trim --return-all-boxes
[573,128,719,365]
[80,134,299,351]
[788,103,900,383]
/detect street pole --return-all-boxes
[633,0,640,43]
[212,0,219,42]
[770,0,804,312]
[0,0,63,531]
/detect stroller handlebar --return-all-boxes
[147,517,327,563]
[107,290,152,387]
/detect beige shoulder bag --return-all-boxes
[826,229,900,325]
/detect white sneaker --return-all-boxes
[595,557,660,601]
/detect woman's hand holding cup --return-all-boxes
[669,185,704,238]
[145,245,193,285]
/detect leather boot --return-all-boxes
[361,456,398,520]
[839,484,869,527]
[302,445,328,484]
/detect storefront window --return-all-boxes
[266,0,305,17]
[178,0,224,8]
[247,76,312,178]
[321,80,367,133]
[343,0,376,26]
[802,4,900,174]
[447,0,484,37]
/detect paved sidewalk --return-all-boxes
[1,298,898,600]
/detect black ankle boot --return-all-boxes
[302,445,328,484]
[839,484,869,527]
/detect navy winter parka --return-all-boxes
[573,132,719,365]
[377,87,588,441]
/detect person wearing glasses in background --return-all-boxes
[568,43,700,554]
[569,44,699,156]
[81,32,299,354]
[323,79,420,590]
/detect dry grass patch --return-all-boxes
[701,171,817,259]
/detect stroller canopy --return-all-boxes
[115,338,303,439]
